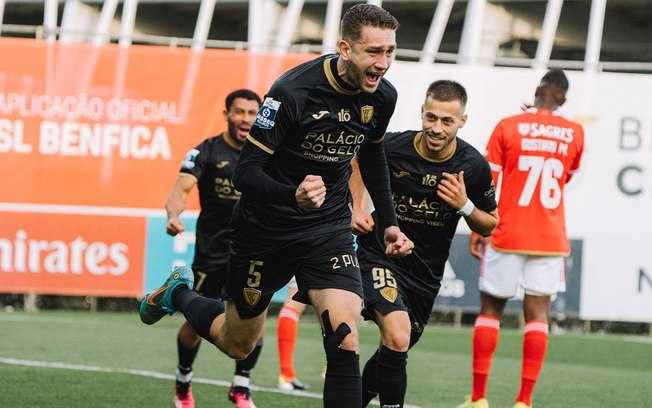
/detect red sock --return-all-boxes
[517,320,549,406]
[277,306,300,380]
[472,315,500,401]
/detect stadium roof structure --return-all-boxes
[1,0,650,73]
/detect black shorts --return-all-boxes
[360,254,438,343]
[224,229,363,319]
[191,262,228,300]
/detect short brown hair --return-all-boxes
[341,3,399,42]
[426,80,468,107]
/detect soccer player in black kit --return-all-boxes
[140,4,413,407]
[350,80,499,408]
[164,89,262,408]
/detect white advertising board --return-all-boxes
[385,63,652,322]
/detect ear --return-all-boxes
[459,113,468,128]
[223,109,228,121]
[420,103,425,117]
[338,39,351,60]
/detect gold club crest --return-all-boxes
[380,287,397,303]
[361,105,374,124]
[243,288,262,306]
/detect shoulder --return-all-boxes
[272,55,330,92]
[558,114,585,132]
[384,130,416,148]
[498,111,527,126]
[376,79,398,104]
[457,138,490,166]
[456,137,483,156]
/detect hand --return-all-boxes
[469,232,487,260]
[296,175,326,209]
[351,208,374,235]
[166,217,185,236]
[383,226,414,257]
[521,102,533,111]
[437,171,469,211]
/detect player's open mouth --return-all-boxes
[366,72,381,83]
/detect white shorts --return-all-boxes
[479,245,566,298]
[288,275,298,289]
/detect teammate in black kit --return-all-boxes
[350,80,499,408]
[164,89,262,408]
[141,5,413,408]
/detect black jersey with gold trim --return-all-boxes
[240,54,397,236]
[357,131,496,295]
[180,133,241,268]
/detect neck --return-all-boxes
[223,129,244,151]
[415,132,457,162]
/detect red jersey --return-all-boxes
[485,108,584,255]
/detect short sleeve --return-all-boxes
[248,84,301,154]
[179,139,208,179]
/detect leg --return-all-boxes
[277,282,309,390]
[161,282,266,360]
[471,292,507,402]
[229,334,265,408]
[368,309,410,408]
[516,294,551,407]
[514,255,562,407]
[467,247,523,405]
[174,321,201,407]
[310,288,362,408]
[360,348,380,407]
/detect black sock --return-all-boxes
[321,310,361,408]
[177,337,200,371]
[172,286,199,311]
[324,349,361,408]
[361,349,379,407]
[177,295,225,342]
[235,339,263,377]
[376,345,408,408]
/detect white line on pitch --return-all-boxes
[0,357,421,408]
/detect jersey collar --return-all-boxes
[324,57,361,96]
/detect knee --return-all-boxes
[223,339,256,360]
[338,326,359,351]
[382,331,410,352]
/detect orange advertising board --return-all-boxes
[0,38,314,296]
[0,38,314,209]
[0,211,146,297]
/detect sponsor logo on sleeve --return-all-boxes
[254,97,281,130]
[181,148,200,169]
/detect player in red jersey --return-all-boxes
[459,69,584,408]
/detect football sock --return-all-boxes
[177,336,200,374]
[376,345,408,408]
[176,364,193,383]
[171,286,198,311]
[516,320,549,406]
[232,374,250,388]
[361,349,379,407]
[277,306,301,380]
[321,310,361,408]
[235,339,263,378]
[472,315,500,401]
[173,291,225,342]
